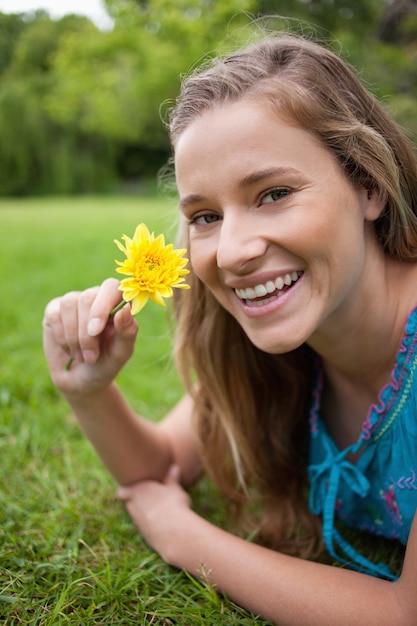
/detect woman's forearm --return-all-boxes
[64,382,175,485]
[64,387,202,487]
[165,511,408,626]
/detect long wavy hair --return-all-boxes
[168,33,417,558]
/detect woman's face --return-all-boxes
[175,101,383,354]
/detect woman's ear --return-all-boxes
[364,187,387,222]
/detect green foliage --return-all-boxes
[0,0,417,195]
[45,24,170,145]
[0,12,28,76]
[0,75,116,195]
[335,30,417,143]
[257,0,381,36]
[6,14,91,76]
[46,0,256,144]
[0,15,118,195]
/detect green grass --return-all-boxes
[0,195,272,625]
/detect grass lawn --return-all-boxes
[0,195,271,625]
[0,196,404,624]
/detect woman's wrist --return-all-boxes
[62,380,120,416]
[160,509,215,570]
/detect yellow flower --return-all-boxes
[114,223,190,315]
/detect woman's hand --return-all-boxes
[117,465,194,565]
[43,278,138,397]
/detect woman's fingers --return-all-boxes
[43,296,74,370]
[88,278,124,337]
[106,304,138,367]
[76,287,104,363]
[47,279,125,365]
[43,278,138,393]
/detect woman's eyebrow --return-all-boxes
[179,167,301,209]
[239,166,301,188]
[179,193,207,210]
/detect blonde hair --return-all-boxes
[170,34,417,557]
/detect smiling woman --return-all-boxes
[43,31,417,625]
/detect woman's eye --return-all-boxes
[261,188,290,204]
[189,213,221,226]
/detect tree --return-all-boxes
[378,0,417,43]
[0,0,416,195]
[256,0,381,37]
[0,12,28,76]
[46,0,257,181]
[0,13,117,194]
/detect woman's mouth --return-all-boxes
[234,271,303,307]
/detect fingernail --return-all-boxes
[88,317,103,336]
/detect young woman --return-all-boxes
[43,33,417,624]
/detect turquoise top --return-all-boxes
[308,307,417,581]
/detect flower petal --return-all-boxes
[133,223,153,245]
[130,292,150,315]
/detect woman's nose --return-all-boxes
[216,213,267,272]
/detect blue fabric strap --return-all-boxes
[308,437,398,580]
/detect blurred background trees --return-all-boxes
[0,0,416,196]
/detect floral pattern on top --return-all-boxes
[308,307,417,579]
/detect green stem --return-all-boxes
[108,299,127,317]
[65,300,127,371]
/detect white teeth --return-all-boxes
[235,271,302,301]
[254,284,268,297]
